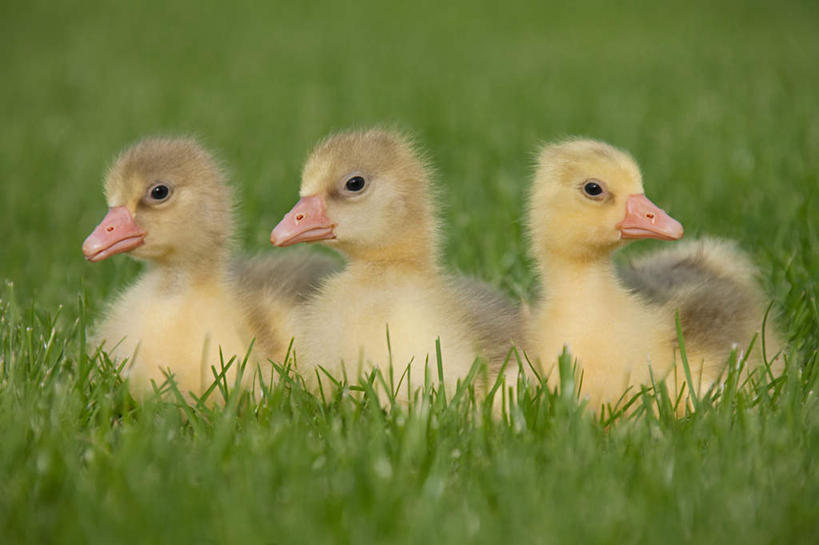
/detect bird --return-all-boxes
[525,138,781,412]
[83,136,337,399]
[270,128,520,401]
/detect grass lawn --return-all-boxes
[1,0,818,543]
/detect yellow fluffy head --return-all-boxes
[103,137,234,266]
[299,128,439,263]
[528,138,645,265]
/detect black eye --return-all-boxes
[344,176,366,192]
[149,184,170,201]
[583,181,603,197]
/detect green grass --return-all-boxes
[1,0,819,543]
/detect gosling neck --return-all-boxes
[341,230,439,274]
[537,250,621,306]
[143,249,230,292]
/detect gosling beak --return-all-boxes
[82,206,146,262]
[617,194,684,241]
[271,195,336,247]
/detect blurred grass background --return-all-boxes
[1,0,818,543]
[2,0,817,307]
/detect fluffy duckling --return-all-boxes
[527,138,780,410]
[83,137,336,398]
[270,129,519,398]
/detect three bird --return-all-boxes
[83,130,781,410]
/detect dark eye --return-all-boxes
[148,184,170,202]
[583,181,604,197]
[344,176,366,192]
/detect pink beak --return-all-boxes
[82,206,146,262]
[270,195,336,247]
[616,194,684,241]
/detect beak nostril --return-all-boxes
[646,213,655,220]
[295,214,304,221]
[106,226,114,232]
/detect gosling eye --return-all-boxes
[146,183,172,203]
[343,175,367,193]
[582,179,606,200]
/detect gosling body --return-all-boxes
[85,138,335,397]
[526,139,779,410]
[271,129,518,398]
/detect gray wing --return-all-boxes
[450,275,522,373]
[618,247,719,305]
[229,249,341,303]
[618,239,767,354]
[228,250,342,359]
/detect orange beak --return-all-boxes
[270,195,336,247]
[617,194,684,241]
[82,206,146,262]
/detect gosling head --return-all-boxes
[529,138,683,264]
[82,137,234,267]
[271,129,438,265]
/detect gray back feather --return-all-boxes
[450,275,522,376]
[618,239,768,355]
[229,250,342,360]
